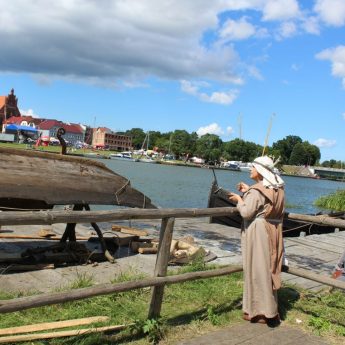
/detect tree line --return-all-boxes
[120,128,342,167]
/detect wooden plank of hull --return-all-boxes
[0,147,155,209]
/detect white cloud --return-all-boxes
[301,16,320,35]
[247,65,264,80]
[219,16,256,41]
[197,123,224,137]
[316,45,345,88]
[0,0,251,88]
[313,138,336,148]
[314,0,345,27]
[342,112,345,120]
[226,126,234,135]
[262,0,300,21]
[291,63,300,71]
[201,90,239,105]
[20,108,40,118]
[180,80,239,105]
[278,21,297,38]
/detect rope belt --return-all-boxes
[256,217,282,224]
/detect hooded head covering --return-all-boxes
[252,156,284,188]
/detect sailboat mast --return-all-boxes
[168,134,172,154]
[262,113,275,156]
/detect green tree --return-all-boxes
[272,135,303,164]
[170,130,193,159]
[146,131,162,150]
[303,142,321,165]
[289,141,320,165]
[195,134,223,163]
[223,139,262,162]
[289,143,307,165]
[124,128,146,149]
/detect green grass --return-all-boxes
[0,263,345,345]
[0,142,112,156]
[314,190,345,211]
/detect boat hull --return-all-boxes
[0,147,156,210]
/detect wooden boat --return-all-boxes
[208,178,344,237]
[0,147,155,210]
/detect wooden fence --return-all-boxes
[0,206,344,319]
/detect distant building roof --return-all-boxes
[38,120,83,134]
[4,115,42,125]
[96,127,112,133]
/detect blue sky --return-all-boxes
[1,0,344,161]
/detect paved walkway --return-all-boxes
[177,322,328,345]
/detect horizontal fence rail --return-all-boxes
[0,207,238,225]
[286,266,345,290]
[0,207,344,228]
[0,266,243,314]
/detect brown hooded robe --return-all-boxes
[237,181,284,319]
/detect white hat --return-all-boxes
[252,156,284,188]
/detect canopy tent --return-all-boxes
[6,124,38,133]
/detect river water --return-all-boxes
[97,158,344,214]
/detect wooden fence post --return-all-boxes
[148,217,175,319]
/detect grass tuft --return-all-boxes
[314,190,345,211]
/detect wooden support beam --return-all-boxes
[148,217,175,319]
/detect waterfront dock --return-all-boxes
[0,218,343,293]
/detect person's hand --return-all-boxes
[228,192,242,204]
[237,182,249,193]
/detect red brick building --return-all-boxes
[92,127,132,151]
[0,89,21,129]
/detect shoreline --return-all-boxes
[92,154,345,182]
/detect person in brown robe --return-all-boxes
[229,156,285,325]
